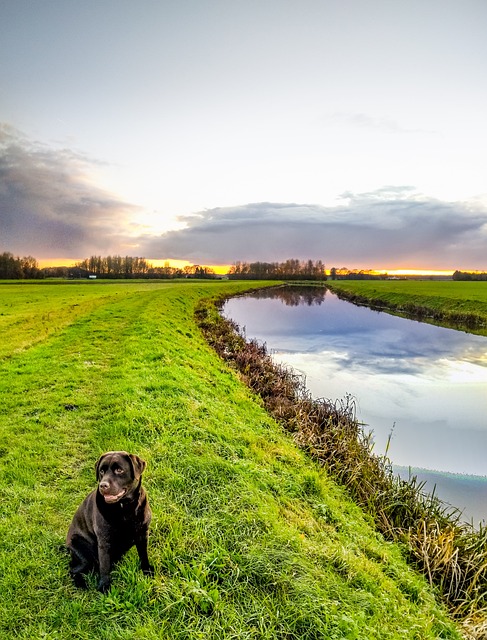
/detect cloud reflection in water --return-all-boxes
[224,287,487,477]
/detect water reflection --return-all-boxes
[224,286,487,522]
[248,286,327,306]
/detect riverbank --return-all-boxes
[326,280,487,335]
[0,280,461,639]
[197,286,487,637]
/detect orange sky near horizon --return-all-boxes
[375,269,454,276]
[37,258,455,277]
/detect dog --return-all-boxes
[66,451,153,592]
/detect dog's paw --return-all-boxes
[71,572,88,589]
[97,576,112,593]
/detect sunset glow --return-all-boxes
[150,260,232,275]
[377,269,455,277]
[36,259,459,278]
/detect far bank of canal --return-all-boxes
[224,286,487,525]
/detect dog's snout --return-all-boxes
[99,480,110,491]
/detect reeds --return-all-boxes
[195,294,487,639]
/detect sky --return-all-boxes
[1,0,486,271]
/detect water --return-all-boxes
[224,286,487,524]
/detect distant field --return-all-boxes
[0,280,460,639]
[326,280,487,335]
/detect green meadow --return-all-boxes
[326,280,487,335]
[0,280,461,639]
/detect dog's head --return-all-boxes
[95,451,147,504]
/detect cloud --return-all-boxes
[0,124,140,259]
[1,125,486,270]
[139,194,487,269]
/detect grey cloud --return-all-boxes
[2,124,486,270]
[0,125,139,258]
[140,196,487,269]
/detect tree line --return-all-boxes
[4,250,480,281]
[452,270,487,281]
[76,256,331,280]
[0,252,216,280]
[73,256,216,279]
[0,252,43,279]
[228,259,326,280]
[0,253,330,280]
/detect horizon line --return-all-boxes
[37,258,461,277]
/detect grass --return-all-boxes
[0,280,462,639]
[325,280,487,335]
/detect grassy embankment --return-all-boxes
[325,280,487,336]
[0,280,460,639]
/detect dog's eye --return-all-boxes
[114,467,124,475]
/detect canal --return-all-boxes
[224,286,487,524]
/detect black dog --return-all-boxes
[66,451,153,592]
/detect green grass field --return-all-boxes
[326,280,487,335]
[0,280,461,639]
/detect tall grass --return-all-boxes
[196,292,487,638]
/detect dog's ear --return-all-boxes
[129,454,147,480]
[95,453,110,479]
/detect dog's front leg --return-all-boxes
[136,532,154,576]
[97,543,113,592]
